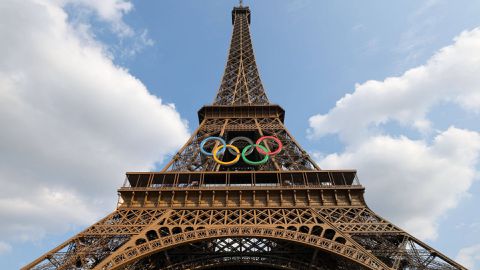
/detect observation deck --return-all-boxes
[118,170,365,209]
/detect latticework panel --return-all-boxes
[315,207,401,233]
[351,234,460,270]
[163,208,323,227]
[164,117,319,172]
[259,119,318,171]
[23,207,467,270]
[214,7,269,105]
[167,121,219,172]
[25,209,166,270]
[316,207,463,270]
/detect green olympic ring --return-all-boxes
[241,144,269,165]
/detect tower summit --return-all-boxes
[24,4,466,270]
[215,4,266,105]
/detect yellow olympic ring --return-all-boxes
[212,144,240,166]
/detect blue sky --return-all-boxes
[1,0,480,269]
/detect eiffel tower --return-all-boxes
[24,4,466,270]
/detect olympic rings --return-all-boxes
[213,144,240,166]
[242,144,269,165]
[199,136,283,166]
[256,136,283,156]
[228,136,254,156]
[200,136,226,156]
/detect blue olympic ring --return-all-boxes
[200,136,226,156]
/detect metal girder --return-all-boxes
[23,206,467,270]
[94,225,390,270]
[214,7,268,105]
[124,238,367,270]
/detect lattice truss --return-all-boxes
[26,207,464,270]
[164,117,319,172]
[25,209,165,270]
[214,7,269,105]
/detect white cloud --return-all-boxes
[0,0,189,248]
[309,27,480,144]
[319,127,480,240]
[309,27,480,241]
[61,0,134,36]
[58,0,154,57]
[456,244,480,270]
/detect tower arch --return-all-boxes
[95,226,386,270]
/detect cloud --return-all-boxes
[308,27,480,240]
[0,242,12,254]
[456,244,480,269]
[59,0,154,57]
[62,0,134,36]
[319,127,480,240]
[0,0,189,248]
[309,27,480,144]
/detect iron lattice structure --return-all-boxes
[24,5,466,270]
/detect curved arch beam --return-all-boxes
[161,254,320,270]
[171,260,303,270]
[165,256,312,270]
[95,227,390,270]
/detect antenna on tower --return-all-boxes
[239,0,243,7]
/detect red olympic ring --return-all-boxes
[256,136,283,156]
